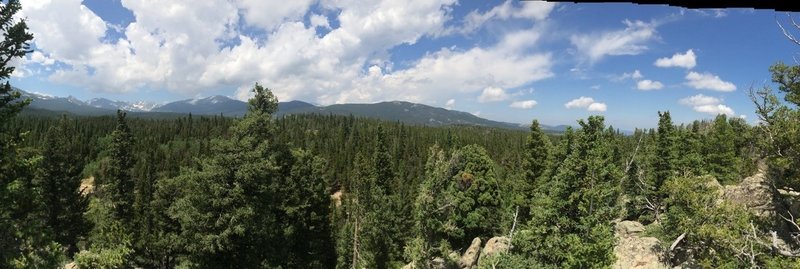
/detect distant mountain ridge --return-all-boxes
[16,89,566,132]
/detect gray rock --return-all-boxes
[459,237,482,269]
[478,236,510,265]
[613,221,669,269]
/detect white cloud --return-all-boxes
[457,0,555,34]
[309,14,331,29]
[629,70,643,80]
[692,9,727,18]
[478,87,509,103]
[654,49,696,69]
[679,94,720,106]
[614,70,643,81]
[565,96,606,112]
[510,100,537,109]
[587,102,607,112]
[693,104,734,116]
[679,94,735,116]
[571,20,658,63]
[445,99,455,109]
[236,0,314,30]
[29,51,55,66]
[330,28,552,104]
[636,79,664,90]
[20,0,556,107]
[685,71,736,92]
[565,96,595,108]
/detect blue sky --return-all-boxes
[10,0,800,129]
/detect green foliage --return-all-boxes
[661,175,775,267]
[11,241,68,269]
[406,144,507,266]
[654,111,676,190]
[82,196,134,268]
[771,62,800,106]
[674,121,704,177]
[475,252,550,269]
[166,84,333,268]
[36,115,90,255]
[97,110,136,223]
[518,116,619,268]
[0,1,49,267]
[704,115,740,185]
[517,120,551,221]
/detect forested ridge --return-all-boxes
[5,1,800,268]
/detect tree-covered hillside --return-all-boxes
[5,1,800,268]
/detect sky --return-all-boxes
[8,0,800,130]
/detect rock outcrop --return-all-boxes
[723,169,777,219]
[459,237,482,269]
[478,236,510,264]
[613,221,668,269]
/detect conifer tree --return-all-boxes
[37,115,89,255]
[519,116,620,268]
[650,111,676,220]
[0,1,62,267]
[675,121,704,177]
[519,119,551,221]
[101,110,136,223]
[168,83,332,268]
[705,114,740,184]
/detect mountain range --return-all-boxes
[17,89,570,132]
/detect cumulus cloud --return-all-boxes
[565,96,606,112]
[654,49,696,69]
[21,0,555,107]
[237,0,315,30]
[571,20,658,63]
[309,14,331,29]
[636,79,664,90]
[478,87,510,103]
[510,100,537,109]
[685,71,736,92]
[587,102,607,112]
[679,94,734,116]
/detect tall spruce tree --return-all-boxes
[519,119,551,221]
[675,121,705,177]
[37,115,89,255]
[101,110,136,223]
[167,83,332,268]
[519,116,620,268]
[705,114,740,184]
[651,111,676,220]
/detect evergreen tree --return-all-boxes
[650,111,676,220]
[168,83,332,267]
[704,114,740,184]
[674,122,704,177]
[336,152,382,268]
[37,115,90,255]
[99,110,136,223]
[519,120,551,221]
[405,145,454,267]
[0,1,64,267]
[519,116,620,268]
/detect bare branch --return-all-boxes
[778,14,800,46]
[771,231,800,257]
[670,232,687,252]
[780,211,800,236]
